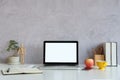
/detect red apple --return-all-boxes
[85,58,94,69]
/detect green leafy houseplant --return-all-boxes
[7,40,19,56]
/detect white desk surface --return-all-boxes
[0,64,119,80]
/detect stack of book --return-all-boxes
[104,42,118,67]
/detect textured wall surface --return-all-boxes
[0,0,119,64]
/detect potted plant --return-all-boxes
[7,40,20,64]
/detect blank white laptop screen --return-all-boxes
[43,41,78,64]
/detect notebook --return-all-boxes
[1,67,43,75]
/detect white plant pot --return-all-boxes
[8,56,20,65]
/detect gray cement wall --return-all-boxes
[0,0,119,64]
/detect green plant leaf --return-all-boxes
[6,40,19,52]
